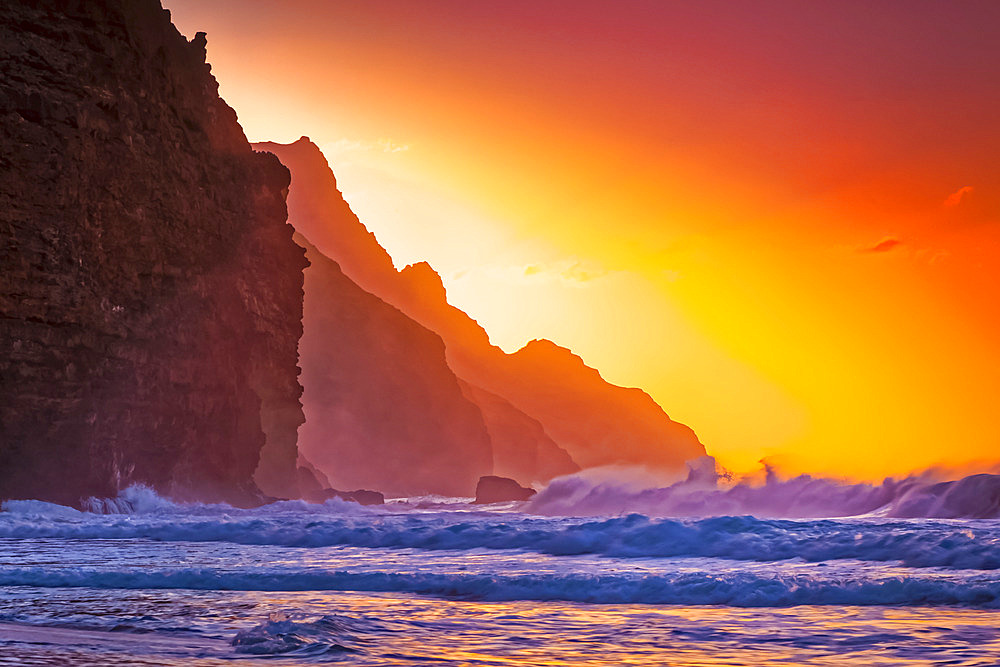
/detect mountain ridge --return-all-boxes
[294,232,495,496]
[255,137,706,479]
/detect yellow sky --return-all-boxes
[165,1,1000,478]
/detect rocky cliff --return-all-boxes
[491,339,705,469]
[296,235,493,496]
[0,0,306,505]
[257,137,704,477]
[459,381,579,484]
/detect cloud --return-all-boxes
[944,185,974,207]
[861,237,902,253]
[376,139,409,153]
[522,260,609,285]
[661,269,682,283]
[914,248,951,265]
[523,264,544,276]
[554,261,608,284]
[463,259,611,289]
[326,138,410,155]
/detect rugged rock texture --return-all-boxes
[0,1,306,506]
[296,234,493,497]
[297,461,386,506]
[255,137,705,476]
[474,476,536,504]
[254,139,401,303]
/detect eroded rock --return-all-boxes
[0,0,305,506]
[474,476,536,504]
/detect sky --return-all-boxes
[165,0,1000,478]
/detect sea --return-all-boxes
[1,472,999,666]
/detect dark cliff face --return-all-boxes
[0,1,306,505]
[296,235,493,497]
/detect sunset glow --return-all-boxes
[166,0,1000,478]
[7,2,1000,661]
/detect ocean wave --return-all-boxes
[0,499,85,519]
[7,463,1000,524]
[1,506,999,570]
[0,564,997,608]
[231,612,363,657]
[3,474,1000,573]
[75,484,376,516]
[529,460,1000,520]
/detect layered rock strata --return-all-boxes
[0,0,306,505]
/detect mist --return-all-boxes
[528,457,1000,519]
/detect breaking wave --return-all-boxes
[0,563,997,607]
[231,612,365,657]
[6,460,1000,522]
[1,495,999,571]
[529,458,1000,520]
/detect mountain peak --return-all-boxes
[512,339,605,382]
[255,137,326,165]
[516,338,581,364]
[401,261,447,298]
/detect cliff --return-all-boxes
[459,381,579,484]
[0,1,306,505]
[257,137,705,476]
[495,340,705,469]
[296,235,493,496]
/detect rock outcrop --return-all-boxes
[0,1,306,506]
[296,234,493,497]
[296,462,386,506]
[255,137,705,477]
[474,476,536,504]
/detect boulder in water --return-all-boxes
[330,489,385,506]
[474,476,536,503]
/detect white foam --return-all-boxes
[0,563,996,608]
[530,461,1000,520]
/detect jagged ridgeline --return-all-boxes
[256,138,706,488]
[0,0,307,505]
[0,0,709,508]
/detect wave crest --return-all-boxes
[529,459,1000,519]
[232,612,362,657]
[0,565,996,608]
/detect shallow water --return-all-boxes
[1,490,999,665]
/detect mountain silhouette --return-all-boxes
[295,233,493,496]
[255,138,706,479]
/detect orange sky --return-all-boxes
[166,0,1000,478]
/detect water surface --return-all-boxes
[1,489,998,665]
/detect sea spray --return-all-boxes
[529,459,1000,519]
[3,485,1000,570]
